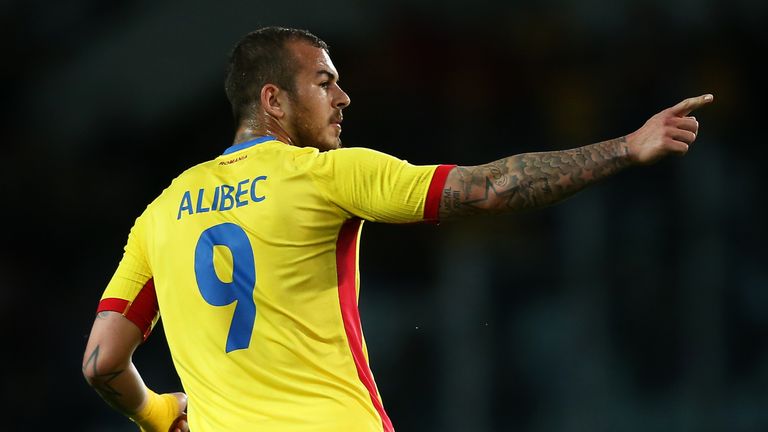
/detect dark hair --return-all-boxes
[224,26,328,125]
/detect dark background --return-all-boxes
[3,0,766,431]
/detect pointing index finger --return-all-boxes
[669,94,714,116]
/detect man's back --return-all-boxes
[100,136,448,431]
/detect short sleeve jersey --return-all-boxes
[98,136,454,432]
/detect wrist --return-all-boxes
[129,387,178,431]
[617,134,638,167]
[130,387,160,423]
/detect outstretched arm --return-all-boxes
[82,311,188,432]
[439,94,713,219]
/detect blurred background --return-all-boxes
[3,0,766,430]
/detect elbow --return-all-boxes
[82,347,101,386]
[82,311,142,388]
[82,345,128,386]
[83,372,99,390]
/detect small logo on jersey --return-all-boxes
[219,155,248,165]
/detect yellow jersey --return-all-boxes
[97,136,453,431]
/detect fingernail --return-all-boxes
[704,94,713,101]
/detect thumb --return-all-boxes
[668,93,714,117]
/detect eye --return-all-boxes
[319,81,330,89]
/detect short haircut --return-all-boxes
[224,26,328,125]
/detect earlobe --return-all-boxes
[261,84,284,118]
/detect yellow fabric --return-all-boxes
[100,139,441,431]
[131,388,180,432]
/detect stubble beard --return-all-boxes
[296,125,340,151]
[292,109,341,152]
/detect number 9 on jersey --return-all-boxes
[194,223,257,353]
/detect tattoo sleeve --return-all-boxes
[439,137,632,219]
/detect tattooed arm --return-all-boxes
[439,94,714,219]
[82,311,147,414]
[82,311,188,431]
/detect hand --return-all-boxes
[169,414,189,432]
[167,392,188,432]
[626,94,714,165]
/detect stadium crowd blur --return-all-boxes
[2,0,766,430]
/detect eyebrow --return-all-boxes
[316,70,338,82]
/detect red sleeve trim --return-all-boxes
[97,278,159,341]
[424,164,456,222]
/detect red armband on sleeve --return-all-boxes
[97,278,159,341]
[424,164,456,222]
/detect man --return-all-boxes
[82,26,713,432]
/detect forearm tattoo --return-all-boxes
[441,137,631,218]
[83,345,129,412]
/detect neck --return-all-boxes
[234,116,294,146]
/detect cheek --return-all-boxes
[302,105,327,132]
[289,94,331,138]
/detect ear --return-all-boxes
[260,84,287,118]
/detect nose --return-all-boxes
[335,85,351,109]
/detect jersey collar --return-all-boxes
[222,135,276,155]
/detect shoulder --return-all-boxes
[315,147,405,168]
